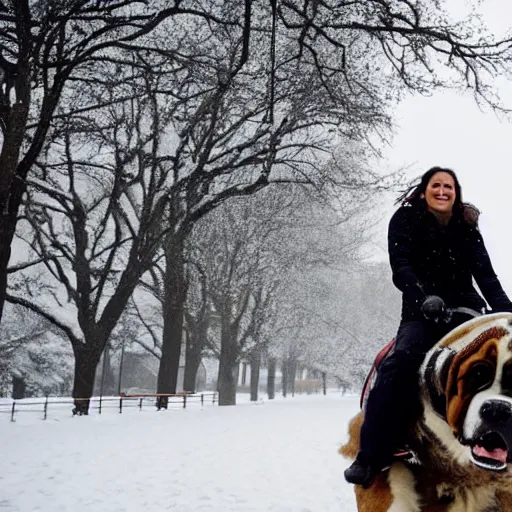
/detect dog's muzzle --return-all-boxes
[462,399,512,471]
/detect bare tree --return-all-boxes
[188,193,286,405]
[0,0,234,323]
[276,0,512,107]
[8,70,179,413]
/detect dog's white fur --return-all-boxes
[387,463,421,512]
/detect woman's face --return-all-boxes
[422,172,456,215]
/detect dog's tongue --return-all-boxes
[473,445,508,463]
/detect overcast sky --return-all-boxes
[371,0,512,296]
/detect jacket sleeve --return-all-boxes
[468,227,512,313]
[388,207,426,312]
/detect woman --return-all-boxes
[344,166,512,488]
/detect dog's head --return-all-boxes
[420,313,512,471]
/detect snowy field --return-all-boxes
[0,392,359,512]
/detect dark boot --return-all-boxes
[344,456,384,488]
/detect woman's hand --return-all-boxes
[421,295,451,323]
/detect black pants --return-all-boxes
[358,316,466,466]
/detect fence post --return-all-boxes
[183,395,187,409]
[139,398,143,411]
[119,396,123,414]
[44,396,49,420]
[10,401,15,422]
[99,394,102,415]
[201,393,204,406]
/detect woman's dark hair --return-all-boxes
[396,166,463,212]
[396,166,480,226]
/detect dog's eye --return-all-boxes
[465,361,495,395]
[501,362,512,396]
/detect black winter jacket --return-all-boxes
[388,204,512,322]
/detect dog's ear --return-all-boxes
[422,348,455,419]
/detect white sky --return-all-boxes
[373,0,512,295]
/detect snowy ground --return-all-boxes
[0,392,359,512]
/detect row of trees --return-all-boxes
[0,1,510,412]
[2,179,383,403]
[131,180,377,404]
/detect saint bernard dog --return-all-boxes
[340,312,512,511]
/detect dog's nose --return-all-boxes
[480,401,512,424]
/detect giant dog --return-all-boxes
[340,313,512,511]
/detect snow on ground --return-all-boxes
[0,392,359,512]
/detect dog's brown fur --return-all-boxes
[339,412,395,511]
[496,489,512,509]
[353,475,393,512]
[338,411,363,460]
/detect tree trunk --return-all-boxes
[289,359,296,397]
[322,371,327,395]
[156,239,186,408]
[267,358,276,400]
[72,345,102,415]
[282,360,288,398]
[218,354,237,405]
[0,232,12,325]
[12,375,26,399]
[249,351,260,401]
[183,332,202,393]
[218,323,238,405]
[0,103,31,324]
